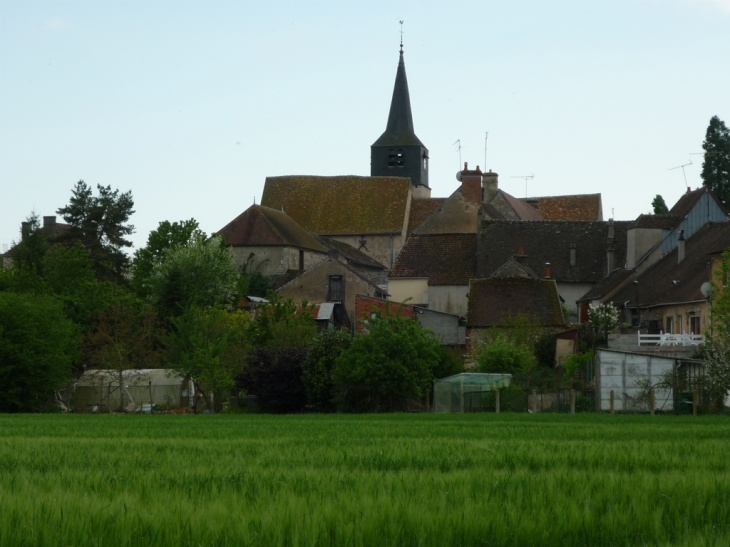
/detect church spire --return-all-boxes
[370,25,430,194]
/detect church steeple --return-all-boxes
[371,34,430,196]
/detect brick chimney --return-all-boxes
[43,216,56,227]
[482,170,499,202]
[678,230,685,264]
[461,162,483,206]
[544,262,551,279]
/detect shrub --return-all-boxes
[302,328,352,412]
[237,346,308,413]
[475,335,536,375]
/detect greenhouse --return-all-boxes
[433,373,512,413]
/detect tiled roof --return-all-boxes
[413,187,479,235]
[316,236,385,269]
[477,220,631,283]
[577,268,634,302]
[390,234,477,285]
[669,188,706,219]
[498,191,545,221]
[407,198,446,234]
[467,278,565,328]
[610,222,730,307]
[522,194,603,221]
[491,257,538,280]
[216,205,327,252]
[261,176,411,235]
[628,214,681,230]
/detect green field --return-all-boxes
[1,414,730,547]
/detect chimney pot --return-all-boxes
[545,262,551,279]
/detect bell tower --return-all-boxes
[371,35,430,198]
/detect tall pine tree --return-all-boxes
[701,116,730,206]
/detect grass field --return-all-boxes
[1,413,730,547]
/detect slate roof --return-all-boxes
[407,197,446,234]
[522,194,603,221]
[390,234,477,285]
[610,222,730,307]
[477,220,631,283]
[216,205,327,252]
[628,214,681,230]
[467,278,565,328]
[316,236,386,269]
[261,176,412,235]
[577,268,635,302]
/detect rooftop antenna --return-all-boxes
[484,132,489,169]
[399,20,404,53]
[453,139,462,168]
[511,173,535,198]
[669,160,692,189]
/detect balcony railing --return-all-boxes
[638,332,705,346]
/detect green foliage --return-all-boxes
[302,328,352,411]
[251,292,317,348]
[165,306,249,412]
[588,302,619,344]
[147,233,238,318]
[333,310,441,412]
[651,194,669,215]
[561,350,593,388]
[56,181,135,283]
[9,212,49,276]
[701,115,730,206]
[475,334,536,375]
[486,312,546,349]
[0,292,78,412]
[131,219,201,299]
[237,252,272,298]
[432,345,465,379]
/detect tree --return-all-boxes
[251,293,317,348]
[147,234,238,318]
[0,292,78,412]
[131,219,201,299]
[701,116,730,207]
[165,306,249,412]
[302,327,352,411]
[83,300,164,411]
[588,303,620,344]
[475,334,536,375]
[9,212,49,276]
[652,195,669,215]
[56,181,135,282]
[332,309,441,412]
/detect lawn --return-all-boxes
[1,413,729,546]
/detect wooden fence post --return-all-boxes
[649,390,655,416]
[495,390,500,414]
[693,390,698,416]
[531,389,537,413]
[610,390,615,414]
[570,389,575,414]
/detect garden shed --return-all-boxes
[433,373,512,413]
[74,369,190,413]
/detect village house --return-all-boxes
[2,215,70,269]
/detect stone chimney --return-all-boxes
[461,162,482,206]
[43,216,56,227]
[21,221,29,241]
[678,230,685,264]
[481,170,499,203]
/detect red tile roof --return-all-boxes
[522,194,603,221]
[407,198,446,234]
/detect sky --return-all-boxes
[1,0,729,254]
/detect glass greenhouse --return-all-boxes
[433,373,512,413]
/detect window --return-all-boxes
[690,316,701,334]
[388,149,395,167]
[675,315,683,334]
[665,316,674,334]
[328,275,343,302]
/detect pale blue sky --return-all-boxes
[1,0,729,253]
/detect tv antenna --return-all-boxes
[511,173,535,198]
[669,160,692,189]
[453,139,462,168]
[484,132,489,169]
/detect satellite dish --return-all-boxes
[456,171,463,182]
[701,282,712,298]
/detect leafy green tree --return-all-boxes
[165,306,249,412]
[475,334,536,375]
[131,219,201,299]
[147,234,238,318]
[251,292,317,348]
[701,116,730,207]
[0,292,78,412]
[302,327,352,411]
[652,195,669,215]
[333,309,441,412]
[56,181,135,282]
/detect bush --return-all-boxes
[236,346,308,413]
[302,328,352,412]
[475,335,536,375]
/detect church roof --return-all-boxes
[372,49,424,147]
[216,205,327,252]
[261,175,412,235]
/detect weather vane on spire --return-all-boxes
[399,20,404,53]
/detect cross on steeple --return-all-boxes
[399,20,404,53]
